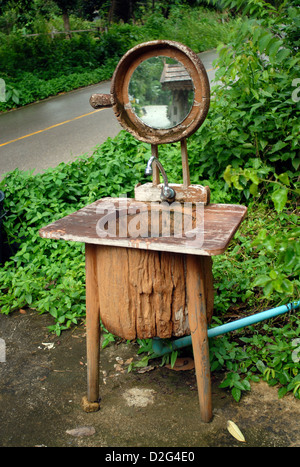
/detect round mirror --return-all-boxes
[128,56,194,130]
[109,40,210,144]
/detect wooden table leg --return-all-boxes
[186,255,213,423]
[81,243,101,413]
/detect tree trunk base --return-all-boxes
[96,246,214,340]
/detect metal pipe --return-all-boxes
[145,156,168,186]
[145,156,176,202]
[152,301,300,356]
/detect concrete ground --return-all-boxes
[0,309,299,449]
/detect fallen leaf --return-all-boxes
[66,426,96,437]
[114,363,125,373]
[137,365,155,373]
[19,309,26,314]
[41,342,55,350]
[166,357,195,371]
[227,420,246,442]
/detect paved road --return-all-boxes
[0,50,218,178]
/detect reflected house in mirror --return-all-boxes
[128,56,194,130]
[160,61,194,127]
[128,56,173,129]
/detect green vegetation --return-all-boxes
[0,0,299,402]
[134,312,300,402]
[0,1,234,111]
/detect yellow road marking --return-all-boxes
[0,108,103,148]
[0,65,217,148]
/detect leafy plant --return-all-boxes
[189,1,299,185]
[223,161,299,207]
[127,338,180,372]
[126,312,300,403]
[0,131,148,334]
[251,215,300,299]
[4,83,19,104]
[0,5,235,112]
[0,1,299,404]
[210,312,300,401]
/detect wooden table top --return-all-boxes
[39,198,247,256]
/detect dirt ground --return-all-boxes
[0,309,299,449]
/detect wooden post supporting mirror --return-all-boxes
[90,40,211,205]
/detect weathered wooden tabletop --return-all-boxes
[39,198,247,256]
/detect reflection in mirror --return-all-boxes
[128,56,194,130]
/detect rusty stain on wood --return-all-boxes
[151,144,160,186]
[180,138,190,189]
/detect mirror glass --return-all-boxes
[128,56,194,130]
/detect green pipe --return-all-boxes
[152,301,300,356]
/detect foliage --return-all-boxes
[0,23,139,110]
[0,0,299,403]
[0,131,148,334]
[0,63,116,109]
[139,3,235,51]
[127,313,300,402]
[250,208,299,298]
[0,4,234,111]
[122,0,300,401]
[189,10,300,183]
[211,312,300,402]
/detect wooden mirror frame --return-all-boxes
[90,40,210,145]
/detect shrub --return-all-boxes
[0,5,235,111]
[189,1,299,199]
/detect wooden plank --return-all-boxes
[83,243,101,412]
[94,246,214,340]
[186,254,212,422]
[181,138,190,189]
[39,198,247,256]
[151,144,160,186]
[134,182,210,204]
